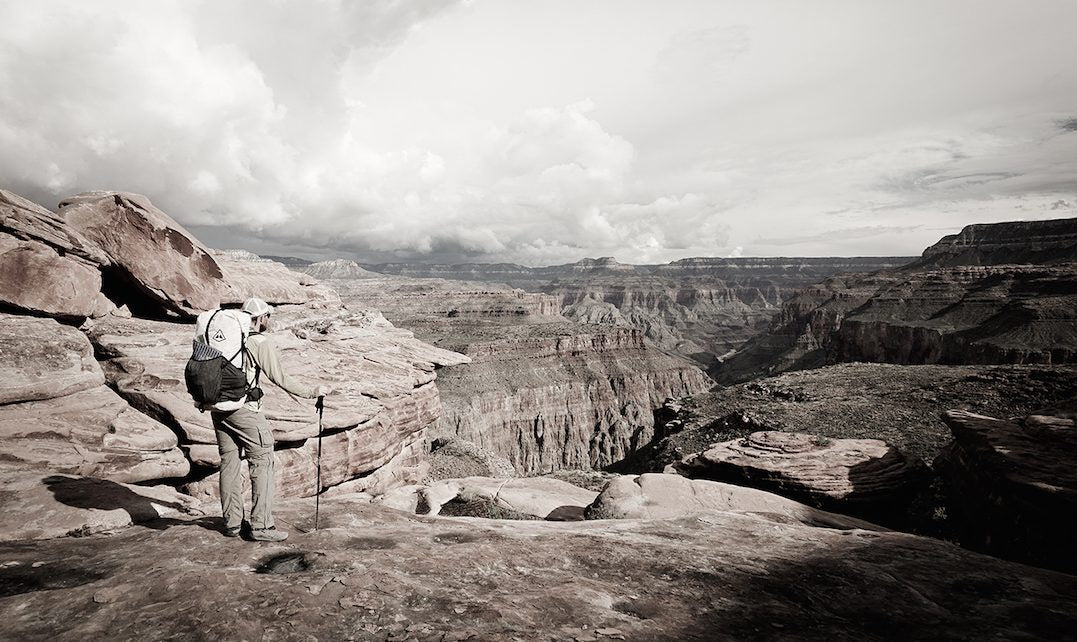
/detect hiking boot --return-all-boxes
[250,528,289,542]
[223,526,241,538]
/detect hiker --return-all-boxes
[190,297,329,542]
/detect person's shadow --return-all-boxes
[43,475,218,532]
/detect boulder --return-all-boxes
[0,189,109,265]
[935,409,1077,574]
[0,232,105,318]
[58,191,235,316]
[87,303,469,498]
[586,473,880,531]
[668,431,926,518]
[0,463,204,540]
[0,313,104,404]
[0,386,189,483]
[0,313,188,482]
[214,250,339,306]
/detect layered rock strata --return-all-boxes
[718,218,1077,383]
[935,409,1077,574]
[0,313,188,482]
[308,265,712,474]
[668,431,926,514]
[86,303,468,498]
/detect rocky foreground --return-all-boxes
[2,493,1076,641]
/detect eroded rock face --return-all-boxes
[58,191,235,316]
[717,219,1077,383]
[86,303,468,498]
[669,431,926,516]
[4,495,1075,641]
[935,409,1077,574]
[0,314,188,482]
[585,473,879,531]
[313,271,712,475]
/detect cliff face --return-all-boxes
[306,262,712,473]
[716,219,1077,383]
[434,327,711,474]
[366,257,912,374]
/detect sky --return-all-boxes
[1,0,1075,265]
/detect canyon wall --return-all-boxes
[306,264,712,474]
[716,218,1077,383]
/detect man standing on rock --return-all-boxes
[205,297,329,542]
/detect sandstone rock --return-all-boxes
[935,409,1077,574]
[9,495,1070,640]
[586,473,879,531]
[87,303,468,498]
[0,232,103,318]
[0,189,109,265]
[419,477,598,519]
[58,191,235,316]
[215,250,339,305]
[669,431,926,514]
[0,463,204,540]
[0,385,189,483]
[0,313,103,404]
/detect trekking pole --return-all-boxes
[314,395,325,531]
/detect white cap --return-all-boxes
[241,297,272,318]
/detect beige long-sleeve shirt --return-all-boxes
[243,333,317,412]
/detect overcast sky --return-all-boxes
[2,0,1075,265]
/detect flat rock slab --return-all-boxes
[58,191,235,316]
[0,313,104,404]
[0,385,188,483]
[389,477,599,519]
[670,430,926,511]
[0,463,205,540]
[1,496,1074,640]
[587,473,880,531]
[935,409,1077,574]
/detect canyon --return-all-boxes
[716,218,1077,383]
[300,264,712,474]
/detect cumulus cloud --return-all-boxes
[1,1,1075,264]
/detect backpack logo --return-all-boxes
[211,329,226,342]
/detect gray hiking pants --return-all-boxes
[211,406,276,531]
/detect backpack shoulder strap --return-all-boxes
[227,313,248,363]
[204,309,221,344]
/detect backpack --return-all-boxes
[185,309,250,407]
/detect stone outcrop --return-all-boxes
[0,314,188,482]
[310,269,712,475]
[0,189,111,318]
[4,494,1076,641]
[668,431,926,516]
[87,303,468,498]
[585,473,880,531]
[214,250,339,305]
[0,463,204,540]
[376,476,598,520]
[935,409,1077,574]
[717,219,1077,383]
[58,191,236,317]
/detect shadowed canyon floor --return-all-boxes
[3,495,1076,641]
